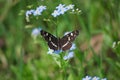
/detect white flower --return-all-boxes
[47,48,54,54]
[26,10,35,17]
[92,76,99,80]
[63,52,74,60]
[51,4,75,17]
[51,10,60,17]
[33,5,46,16]
[58,7,67,14]
[66,4,74,10]
[56,4,65,10]
[56,4,67,14]
[31,28,41,38]
[82,76,91,80]
[70,43,76,50]
[101,78,107,80]
[82,75,107,80]
[47,48,62,54]
[33,9,42,16]
[37,5,46,11]
[25,5,46,17]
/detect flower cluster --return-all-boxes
[25,4,77,19]
[82,76,107,80]
[63,51,74,60]
[51,4,74,17]
[26,5,46,17]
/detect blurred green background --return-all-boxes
[0,0,120,80]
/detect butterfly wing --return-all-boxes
[40,30,59,50]
[60,30,79,51]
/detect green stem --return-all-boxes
[56,17,58,37]
[63,67,67,80]
[60,53,68,80]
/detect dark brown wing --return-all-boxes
[40,30,59,50]
[60,30,79,51]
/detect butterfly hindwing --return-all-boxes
[60,30,79,51]
[40,30,59,50]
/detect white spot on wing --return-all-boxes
[71,33,73,36]
[68,37,70,41]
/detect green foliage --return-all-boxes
[0,0,120,80]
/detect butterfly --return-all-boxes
[40,30,79,51]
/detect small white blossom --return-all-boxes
[33,5,46,16]
[51,4,75,17]
[33,9,42,16]
[58,7,67,14]
[82,76,91,80]
[26,10,35,17]
[56,4,65,10]
[51,10,60,17]
[101,78,107,80]
[92,76,100,80]
[25,5,46,17]
[47,48,62,54]
[66,4,74,10]
[47,48,54,54]
[31,28,41,38]
[82,76,107,80]
[70,43,76,50]
[63,52,74,60]
[37,5,46,11]
[25,10,35,22]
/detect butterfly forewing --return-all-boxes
[60,30,79,51]
[40,30,59,50]
[60,41,72,51]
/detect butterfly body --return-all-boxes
[40,30,79,51]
